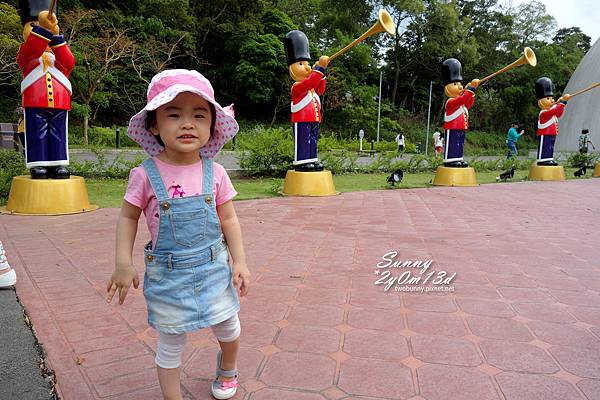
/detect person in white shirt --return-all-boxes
[395,132,405,153]
[432,129,443,158]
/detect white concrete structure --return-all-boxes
[556,39,600,152]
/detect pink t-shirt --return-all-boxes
[124,157,237,245]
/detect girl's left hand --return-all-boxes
[232,262,251,296]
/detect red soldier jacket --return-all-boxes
[536,102,566,136]
[290,66,326,123]
[443,87,476,130]
[17,25,75,111]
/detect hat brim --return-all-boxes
[127,84,238,158]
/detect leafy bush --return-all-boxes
[363,152,397,174]
[269,179,283,195]
[236,126,294,176]
[469,156,532,171]
[69,148,146,179]
[321,150,359,174]
[70,125,139,148]
[567,151,599,168]
[0,149,27,204]
[496,157,532,171]
[318,135,355,151]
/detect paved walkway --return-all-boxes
[1,179,600,399]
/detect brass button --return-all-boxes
[161,202,170,210]
[205,196,212,205]
[146,255,154,261]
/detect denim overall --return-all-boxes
[142,158,240,334]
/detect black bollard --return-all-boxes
[116,127,120,149]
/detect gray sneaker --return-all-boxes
[211,350,238,399]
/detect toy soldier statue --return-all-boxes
[535,77,570,166]
[18,0,75,179]
[284,30,329,172]
[441,58,480,168]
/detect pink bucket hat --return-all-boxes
[127,69,238,158]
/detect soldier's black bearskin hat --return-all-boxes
[535,77,554,99]
[284,30,311,66]
[441,58,463,85]
[19,0,57,25]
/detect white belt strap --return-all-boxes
[21,57,72,95]
[291,91,320,113]
[444,105,467,122]
[537,115,558,129]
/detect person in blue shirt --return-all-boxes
[506,122,525,159]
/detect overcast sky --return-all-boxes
[506,0,600,43]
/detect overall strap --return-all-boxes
[202,157,213,194]
[142,158,170,200]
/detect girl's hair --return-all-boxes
[146,101,216,147]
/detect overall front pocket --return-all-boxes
[144,254,166,284]
[169,209,207,247]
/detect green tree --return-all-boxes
[62,9,135,144]
[0,3,21,86]
[0,3,23,121]
[511,0,557,49]
[234,34,286,108]
[381,0,425,105]
[233,9,295,123]
[387,0,477,121]
[553,27,591,53]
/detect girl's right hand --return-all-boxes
[106,266,140,305]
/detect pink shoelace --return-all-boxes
[219,378,238,390]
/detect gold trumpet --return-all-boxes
[48,0,57,18]
[328,9,396,62]
[569,82,600,98]
[479,47,537,84]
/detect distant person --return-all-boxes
[506,122,525,159]
[433,129,443,158]
[579,129,595,154]
[395,132,405,153]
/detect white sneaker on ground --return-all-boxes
[0,269,17,288]
[211,350,238,399]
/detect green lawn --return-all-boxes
[86,167,592,209]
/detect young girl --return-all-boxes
[107,69,250,400]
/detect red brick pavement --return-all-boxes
[1,179,600,399]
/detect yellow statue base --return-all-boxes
[527,165,565,181]
[282,170,338,196]
[593,163,600,177]
[1,175,98,215]
[432,166,478,187]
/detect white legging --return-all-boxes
[155,314,241,369]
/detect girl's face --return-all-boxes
[151,92,212,158]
